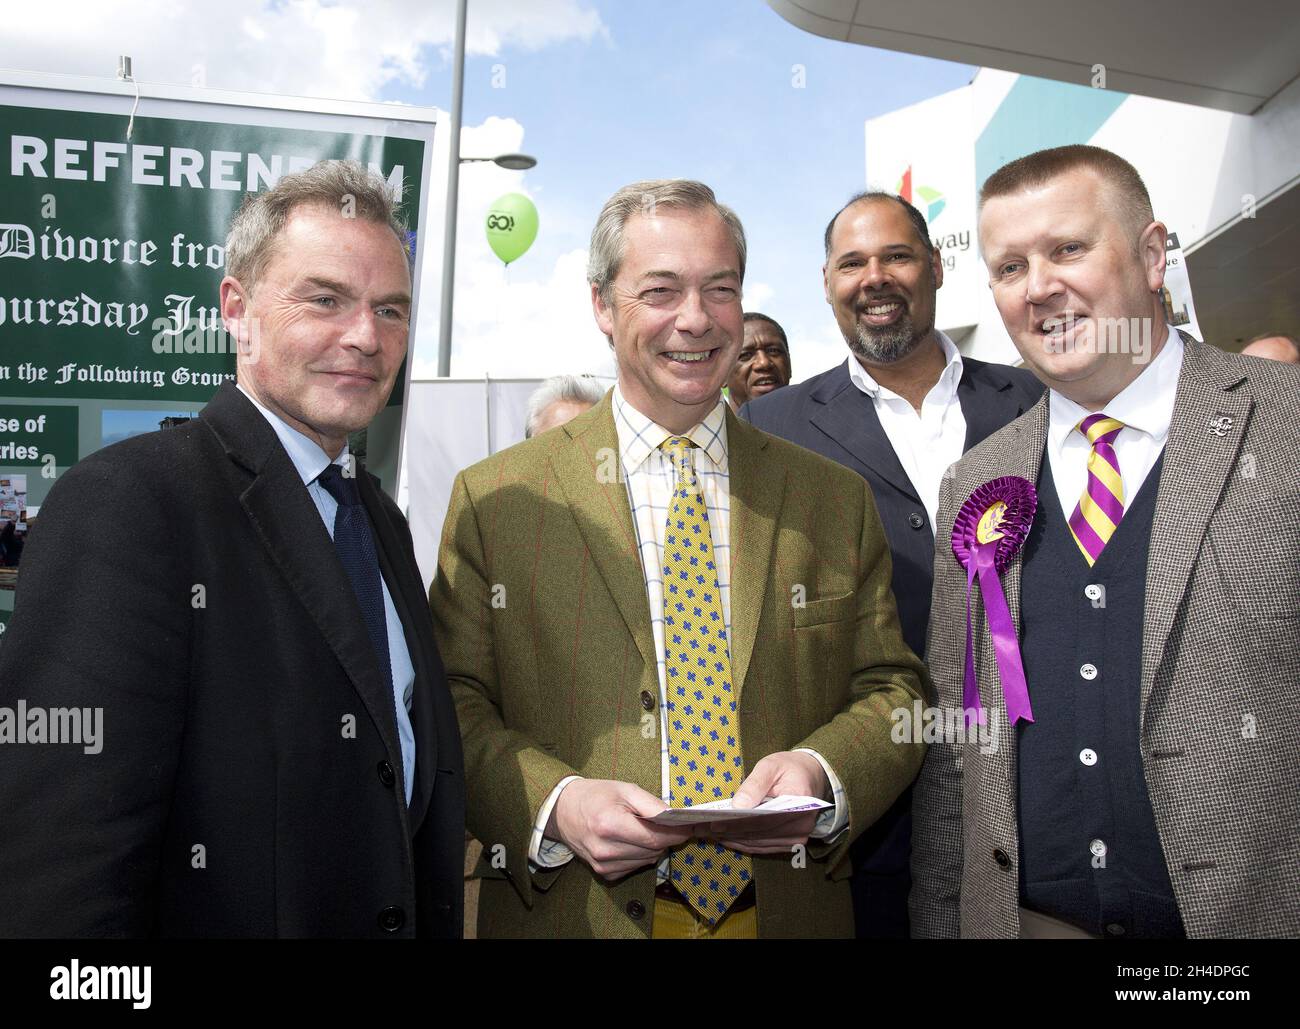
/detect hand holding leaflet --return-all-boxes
[644,794,831,827]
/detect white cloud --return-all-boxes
[437,247,612,379]
[410,113,610,381]
[0,0,605,102]
[785,322,849,384]
[743,280,774,313]
[2,0,609,384]
[0,0,611,383]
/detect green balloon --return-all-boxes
[485,193,539,265]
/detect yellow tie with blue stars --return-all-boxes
[659,435,752,926]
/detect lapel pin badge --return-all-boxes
[1208,414,1234,437]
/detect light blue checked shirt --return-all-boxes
[238,385,416,806]
[529,385,846,871]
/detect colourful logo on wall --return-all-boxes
[897,166,945,223]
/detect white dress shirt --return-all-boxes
[529,385,847,869]
[237,384,417,805]
[846,329,967,529]
[1046,328,1184,521]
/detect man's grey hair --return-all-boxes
[525,375,607,438]
[225,159,410,292]
[1244,331,1300,360]
[587,179,746,305]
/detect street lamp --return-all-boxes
[461,153,537,170]
[436,0,540,377]
[436,148,538,378]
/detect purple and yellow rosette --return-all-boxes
[952,476,1037,727]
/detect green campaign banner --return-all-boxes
[0,404,78,467]
[0,74,437,618]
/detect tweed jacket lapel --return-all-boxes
[548,394,657,673]
[1140,334,1252,724]
[725,408,785,704]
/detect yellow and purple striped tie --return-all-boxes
[1068,413,1126,565]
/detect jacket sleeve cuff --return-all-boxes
[527,775,582,869]
[795,748,848,842]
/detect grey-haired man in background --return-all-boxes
[524,374,606,438]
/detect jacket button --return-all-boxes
[626,900,646,921]
[908,512,926,530]
[993,848,1011,868]
[377,761,396,788]
[640,691,655,712]
[378,905,405,932]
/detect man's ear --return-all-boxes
[592,281,615,337]
[219,276,261,364]
[931,246,944,291]
[220,276,249,341]
[1139,220,1169,292]
[822,263,832,306]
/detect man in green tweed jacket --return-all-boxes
[431,179,927,938]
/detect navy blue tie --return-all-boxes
[317,464,393,694]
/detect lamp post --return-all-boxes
[435,0,539,376]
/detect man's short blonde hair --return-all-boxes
[587,179,746,305]
[979,144,1155,244]
[225,159,409,292]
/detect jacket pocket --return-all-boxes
[793,591,856,628]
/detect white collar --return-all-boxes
[847,329,964,402]
[237,383,349,485]
[1048,326,1184,446]
[611,384,729,473]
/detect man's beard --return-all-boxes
[846,307,930,364]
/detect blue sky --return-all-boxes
[383,0,974,379]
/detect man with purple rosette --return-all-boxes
[911,145,1300,939]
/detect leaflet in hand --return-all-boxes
[646,794,831,826]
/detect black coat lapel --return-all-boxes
[362,471,439,832]
[959,359,1037,451]
[809,366,921,503]
[200,383,404,769]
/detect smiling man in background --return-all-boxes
[726,312,793,410]
[741,190,1041,937]
[432,178,926,939]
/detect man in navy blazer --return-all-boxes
[741,190,1041,937]
[0,161,464,937]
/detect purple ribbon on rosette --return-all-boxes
[951,476,1037,727]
